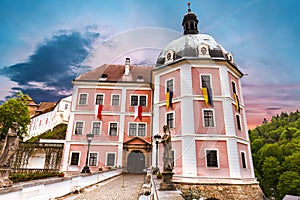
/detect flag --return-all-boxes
[201,88,209,107]
[169,91,173,109]
[134,105,142,120]
[166,91,170,109]
[207,88,213,106]
[95,104,103,119]
[233,93,240,112]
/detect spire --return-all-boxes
[182,2,199,35]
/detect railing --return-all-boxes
[10,168,58,174]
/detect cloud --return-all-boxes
[0,27,101,103]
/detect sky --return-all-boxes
[0,0,300,129]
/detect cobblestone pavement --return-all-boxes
[58,173,145,200]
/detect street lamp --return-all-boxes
[81,133,94,173]
[153,134,161,173]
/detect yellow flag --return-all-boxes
[166,92,170,109]
[202,88,208,107]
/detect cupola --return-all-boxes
[182,2,199,35]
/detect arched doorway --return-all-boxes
[127,150,145,173]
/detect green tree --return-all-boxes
[282,152,300,172]
[0,92,30,140]
[277,171,300,199]
[261,156,282,197]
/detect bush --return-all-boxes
[9,171,59,183]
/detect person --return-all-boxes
[161,125,173,170]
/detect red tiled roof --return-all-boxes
[75,64,153,83]
[36,102,56,112]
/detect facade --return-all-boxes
[152,5,256,185]
[26,96,72,140]
[61,5,260,196]
[61,59,153,173]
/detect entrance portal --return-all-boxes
[127,150,145,173]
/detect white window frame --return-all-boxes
[202,109,215,127]
[172,149,176,167]
[106,152,116,167]
[200,74,212,89]
[78,93,88,105]
[236,114,242,131]
[95,93,105,105]
[231,81,237,95]
[88,152,98,167]
[241,151,247,169]
[74,121,85,135]
[205,148,219,168]
[128,122,147,137]
[130,94,148,107]
[91,121,101,135]
[111,94,120,106]
[165,111,175,128]
[69,151,81,166]
[165,78,174,93]
[108,122,118,136]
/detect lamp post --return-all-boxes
[81,133,94,173]
[153,134,161,173]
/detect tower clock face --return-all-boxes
[201,47,207,55]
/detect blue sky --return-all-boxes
[0,0,300,128]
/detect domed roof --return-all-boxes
[156,3,234,68]
[156,33,230,67]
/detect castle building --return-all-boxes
[152,4,256,184]
[61,60,153,173]
[61,4,262,197]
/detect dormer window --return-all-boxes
[198,44,210,57]
[227,53,234,63]
[99,73,108,81]
[165,50,174,64]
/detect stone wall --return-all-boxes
[177,183,266,200]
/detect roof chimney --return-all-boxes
[125,57,130,76]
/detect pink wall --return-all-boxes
[237,142,252,178]
[159,69,181,102]
[125,89,152,113]
[123,115,151,143]
[191,67,222,96]
[193,101,226,134]
[76,88,122,112]
[68,144,118,171]
[159,102,182,136]
[195,140,229,177]
[231,104,247,139]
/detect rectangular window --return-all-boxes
[166,79,173,92]
[166,113,174,128]
[138,124,146,136]
[70,152,80,165]
[89,153,98,166]
[106,153,115,166]
[206,150,218,167]
[109,123,118,136]
[79,94,87,105]
[236,115,241,130]
[112,95,120,106]
[131,95,147,106]
[92,122,101,135]
[129,123,137,136]
[64,104,68,110]
[201,75,211,88]
[232,81,237,94]
[75,122,84,135]
[128,123,146,137]
[241,152,247,168]
[204,110,214,127]
[131,95,138,106]
[96,94,104,105]
[139,96,147,106]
